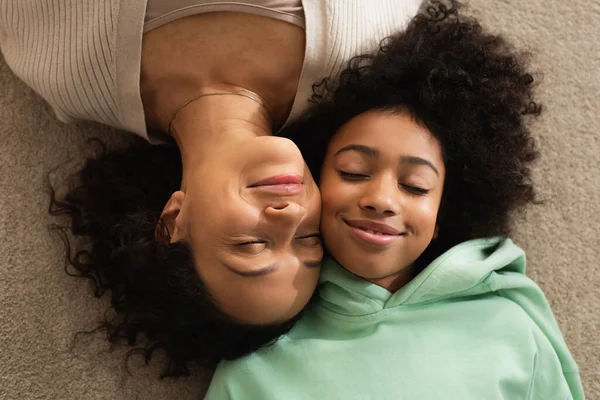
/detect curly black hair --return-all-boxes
[285,0,540,269]
[49,0,540,378]
[50,139,303,378]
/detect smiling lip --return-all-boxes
[250,173,303,187]
[253,184,303,195]
[249,173,303,195]
[344,219,404,247]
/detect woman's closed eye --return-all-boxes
[296,233,322,246]
[235,234,321,253]
[236,240,267,255]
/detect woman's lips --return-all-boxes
[250,173,303,187]
[249,173,303,195]
[344,219,404,246]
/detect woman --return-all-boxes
[206,3,584,398]
[0,0,422,376]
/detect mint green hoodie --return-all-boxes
[205,238,584,400]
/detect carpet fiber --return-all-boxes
[1,1,598,398]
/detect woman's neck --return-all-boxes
[141,12,305,132]
[169,87,272,191]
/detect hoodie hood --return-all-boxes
[318,237,526,316]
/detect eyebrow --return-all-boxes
[335,144,440,176]
[399,155,440,176]
[224,259,322,278]
[335,144,379,158]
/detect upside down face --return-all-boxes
[164,135,323,324]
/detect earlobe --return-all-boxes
[433,225,439,240]
[155,191,185,244]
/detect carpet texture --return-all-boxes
[1,1,598,399]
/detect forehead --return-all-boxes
[330,110,442,161]
[200,256,321,324]
[332,110,437,147]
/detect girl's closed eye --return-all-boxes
[338,170,369,180]
[401,184,430,195]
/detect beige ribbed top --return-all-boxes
[0,0,422,142]
[145,0,304,31]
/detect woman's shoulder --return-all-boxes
[0,0,148,138]
[284,0,423,126]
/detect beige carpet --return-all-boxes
[1,1,598,399]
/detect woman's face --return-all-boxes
[170,136,323,324]
[319,110,445,292]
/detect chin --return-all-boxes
[342,260,383,280]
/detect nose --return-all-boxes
[264,201,306,228]
[358,174,401,216]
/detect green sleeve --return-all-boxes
[494,271,585,399]
[527,324,584,399]
[204,363,233,400]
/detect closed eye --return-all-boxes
[296,234,322,246]
[401,184,430,195]
[235,240,267,255]
[338,171,368,180]
[236,239,266,246]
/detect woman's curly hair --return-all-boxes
[49,0,541,378]
[50,139,302,378]
[285,0,541,268]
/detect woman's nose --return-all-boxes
[358,175,401,216]
[264,202,306,227]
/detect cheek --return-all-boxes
[318,172,338,211]
[319,168,359,215]
[411,198,441,232]
[319,181,353,220]
[305,188,323,229]
[318,180,341,245]
[319,190,339,237]
[191,198,258,239]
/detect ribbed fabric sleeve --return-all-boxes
[0,0,148,139]
[283,0,422,127]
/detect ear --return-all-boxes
[433,225,440,240]
[155,191,186,244]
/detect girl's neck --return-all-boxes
[366,264,418,293]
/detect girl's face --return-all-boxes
[319,110,445,292]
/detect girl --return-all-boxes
[205,2,584,398]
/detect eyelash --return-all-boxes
[236,240,266,246]
[236,234,321,247]
[404,185,430,195]
[339,171,368,180]
[338,171,430,195]
[298,234,322,245]
[299,233,320,239]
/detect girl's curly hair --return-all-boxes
[285,0,541,268]
[49,0,541,378]
[50,139,302,378]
